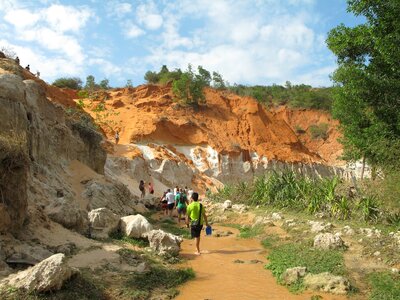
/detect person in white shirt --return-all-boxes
[173,186,178,196]
[166,189,175,217]
[188,188,194,200]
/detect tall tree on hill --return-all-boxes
[85,75,96,92]
[327,0,400,169]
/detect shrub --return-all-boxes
[52,77,83,90]
[0,46,16,59]
[208,172,367,222]
[77,90,89,99]
[295,125,306,134]
[310,123,329,140]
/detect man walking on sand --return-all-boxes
[186,192,209,255]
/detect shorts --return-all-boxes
[177,206,186,214]
[191,225,203,238]
[167,203,175,210]
[161,202,168,209]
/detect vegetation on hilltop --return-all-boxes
[145,65,333,109]
[228,83,333,111]
[52,75,110,92]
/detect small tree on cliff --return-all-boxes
[172,65,207,106]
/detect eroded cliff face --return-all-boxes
[0,70,106,234]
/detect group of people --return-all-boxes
[160,186,192,221]
[137,181,209,255]
[14,56,40,78]
[138,180,154,198]
[160,186,209,255]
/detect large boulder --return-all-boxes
[6,244,53,266]
[0,254,78,292]
[88,208,120,239]
[313,233,345,250]
[282,267,307,285]
[120,214,153,238]
[144,230,183,257]
[82,179,136,216]
[45,197,88,233]
[303,272,350,295]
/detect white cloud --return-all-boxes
[136,2,163,30]
[0,39,85,78]
[44,4,93,33]
[107,1,132,18]
[3,4,94,63]
[125,23,145,38]
[88,58,122,77]
[131,0,333,86]
[0,0,20,12]
[4,9,40,28]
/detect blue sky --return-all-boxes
[0,0,363,87]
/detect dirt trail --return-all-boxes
[177,225,347,300]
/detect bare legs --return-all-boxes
[195,236,201,255]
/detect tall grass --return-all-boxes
[209,171,383,222]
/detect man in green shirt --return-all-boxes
[186,192,209,255]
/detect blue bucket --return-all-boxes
[205,225,212,235]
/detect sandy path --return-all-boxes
[177,225,347,300]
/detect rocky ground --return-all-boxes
[204,199,400,299]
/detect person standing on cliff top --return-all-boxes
[186,192,209,255]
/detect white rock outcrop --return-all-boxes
[303,272,350,295]
[0,254,77,292]
[282,267,307,285]
[120,214,153,238]
[232,204,248,213]
[309,221,333,233]
[271,212,284,221]
[223,200,232,209]
[144,229,183,256]
[88,208,120,239]
[313,233,345,250]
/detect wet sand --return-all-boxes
[177,225,347,300]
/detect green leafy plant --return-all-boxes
[358,196,380,222]
[309,123,329,140]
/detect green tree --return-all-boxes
[99,78,110,89]
[197,66,212,86]
[125,79,133,88]
[172,65,206,106]
[52,77,82,89]
[144,71,159,83]
[85,75,96,91]
[326,0,400,168]
[212,71,226,90]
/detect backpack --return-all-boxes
[179,194,187,205]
